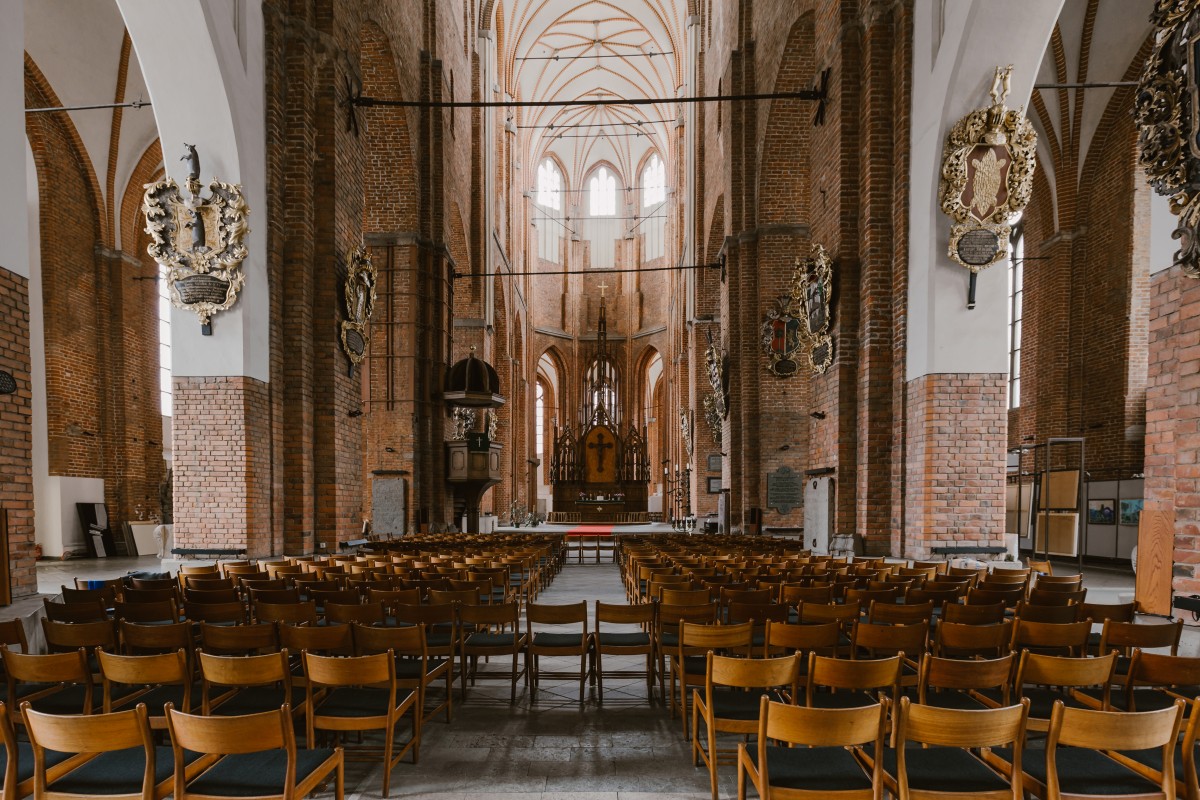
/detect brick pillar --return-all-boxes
[1145,264,1200,594]
[173,377,272,558]
[903,373,1007,559]
[0,268,36,596]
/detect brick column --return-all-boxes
[172,377,272,557]
[1145,264,1200,594]
[903,373,1007,559]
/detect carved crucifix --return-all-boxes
[597,281,609,298]
[588,431,614,472]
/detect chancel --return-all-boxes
[3,0,1200,797]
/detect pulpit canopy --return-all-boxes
[444,348,505,408]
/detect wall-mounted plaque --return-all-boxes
[767,466,803,515]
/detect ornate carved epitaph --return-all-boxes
[142,145,250,334]
[1136,0,1200,277]
[340,244,376,373]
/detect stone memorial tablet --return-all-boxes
[767,466,803,514]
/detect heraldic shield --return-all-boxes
[142,144,250,335]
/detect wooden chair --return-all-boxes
[303,651,417,799]
[182,601,245,626]
[806,653,901,709]
[165,704,342,800]
[324,602,385,627]
[42,619,118,658]
[659,587,712,606]
[183,588,240,605]
[128,577,177,593]
[1027,587,1087,607]
[694,652,801,800]
[917,653,1015,710]
[1096,650,1200,713]
[72,577,125,596]
[118,621,194,662]
[672,621,754,738]
[459,602,527,703]
[967,587,1024,610]
[1097,619,1183,682]
[934,619,1013,659]
[352,622,453,725]
[246,588,300,606]
[883,696,1028,800]
[590,601,655,705]
[993,699,1184,800]
[60,585,118,608]
[3,650,94,717]
[780,583,834,607]
[97,650,192,728]
[850,621,926,686]
[0,699,80,800]
[1011,650,1116,732]
[22,701,205,800]
[198,650,294,716]
[525,601,590,704]
[737,695,885,800]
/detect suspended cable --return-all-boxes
[625,201,667,236]
[516,49,675,61]
[26,99,152,114]
[352,89,826,110]
[457,262,715,278]
[525,185,675,194]
[545,131,660,139]
[531,215,666,223]
[518,118,676,130]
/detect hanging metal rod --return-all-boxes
[26,99,152,114]
[1033,81,1137,90]
[525,185,674,194]
[519,118,676,130]
[457,262,715,278]
[352,89,825,110]
[532,215,666,222]
[516,50,674,61]
[546,130,659,139]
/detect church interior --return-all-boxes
[5,0,1200,797]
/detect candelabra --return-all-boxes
[663,464,693,531]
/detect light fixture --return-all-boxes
[0,372,16,395]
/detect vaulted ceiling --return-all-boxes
[500,0,686,191]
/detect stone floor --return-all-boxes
[9,552,1185,799]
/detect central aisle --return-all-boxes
[346,562,724,800]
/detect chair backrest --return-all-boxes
[199,649,290,688]
[595,601,655,627]
[526,601,588,628]
[129,576,178,592]
[780,583,834,606]
[1046,700,1184,798]
[123,587,179,604]
[1016,650,1116,692]
[4,648,91,685]
[274,620,350,655]
[707,652,800,699]
[98,649,190,713]
[1027,587,1086,606]
[185,587,240,604]
[199,622,279,655]
[967,587,1023,608]
[1099,619,1182,656]
[659,587,711,605]
[42,598,108,623]
[0,620,27,654]
[254,600,318,626]
[919,653,1015,702]
[896,696,1029,768]
[1077,601,1135,625]
[113,599,178,624]
[42,618,117,652]
[935,618,1013,659]
[850,620,927,659]
[120,620,194,656]
[807,653,900,701]
[427,589,479,606]
[351,622,426,658]
[324,601,385,626]
[23,702,154,769]
[183,600,246,625]
[1013,601,1078,624]
[678,620,753,656]
[60,585,118,606]
[941,601,1005,625]
[760,694,887,748]
[762,620,840,659]
[248,588,301,605]
[868,600,933,625]
[166,704,291,755]
[800,600,861,627]
[1011,618,1092,656]
[304,650,392,688]
[726,601,788,627]
[1124,651,1200,698]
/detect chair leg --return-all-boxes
[336,753,345,800]
[382,719,394,799]
[510,650,518,703]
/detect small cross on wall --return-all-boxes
[597,280,609,298]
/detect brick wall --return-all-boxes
[904,373,1008,559]
[0,268,36,596]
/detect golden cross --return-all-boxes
[598,281,609,298]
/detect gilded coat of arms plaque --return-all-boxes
[939,66,1037,307]
[340,244,376,375]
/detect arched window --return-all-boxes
[1008,222,1024,409]
[536,159,561,210]
[158,264,172,416]
[589,166,617,216]
[535,381,545,460]
[642,154,666,207]
[586,358,619,423]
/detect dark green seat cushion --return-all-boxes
[993,746,1162,795]
[595,632,650,648]
[918,688,993,710]
[315,687,413,718]
[872,744,1009,793]
[807,690,882,709]
[745,745,871,792]
[13,742,74,783]
[185,748,337,797]
[531,633,585,649]
[210,686,288,716]
[48,746,202,795]
[465,632,519,649]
